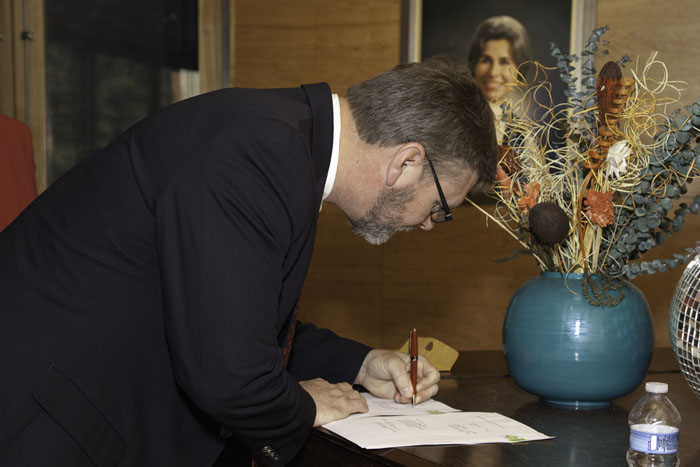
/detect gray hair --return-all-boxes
[467,16,532,74]
[346,55,498,186]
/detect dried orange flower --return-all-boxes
[499,146,522,175]
[517,181,540,212]
[584,190,614,227]
[495,166,512,198]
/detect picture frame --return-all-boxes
[402,0,599,104]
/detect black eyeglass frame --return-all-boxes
[425,155,453,223]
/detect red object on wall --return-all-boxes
[0,114,37,231]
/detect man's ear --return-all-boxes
[385,142,426,188]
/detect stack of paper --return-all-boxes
[322,394,552,449]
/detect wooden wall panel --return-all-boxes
[300,205,384,348]
[597,0,700,106]
[228,0,401,349]
[24,0,45,192]
[224,0,700,353]
[596,0,700,347]
[1,0,46,191]
[232,0,401,94]
[229,0,540,352]
[376,0,700,352]
[0,0,14,116]
[380,208,538,350]
[198,0,224,94]
[633,196,700,348]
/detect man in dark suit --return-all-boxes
[0,56,497,466]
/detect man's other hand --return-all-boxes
[299,378,368,426]
[353,349,440,404]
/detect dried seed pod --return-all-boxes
[597,61,623,124]
[529,202,570,245]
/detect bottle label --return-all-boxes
[630,425,679,454]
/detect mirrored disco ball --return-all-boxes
[669,255,700,399]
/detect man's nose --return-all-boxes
[420,217,435,231]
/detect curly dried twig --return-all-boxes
[477,52,693,275]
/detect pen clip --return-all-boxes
[409,328,418,360]
[409,328,418,406]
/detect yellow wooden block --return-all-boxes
[398,336,459,372]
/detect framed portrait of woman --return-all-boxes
[405,0,597,110]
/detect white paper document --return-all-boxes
[323,395,552,449]
[349,393,461,418]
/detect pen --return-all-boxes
[409,328,418,406]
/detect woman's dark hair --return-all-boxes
[467,16,532,74]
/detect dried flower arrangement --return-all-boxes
[467,27,700,303]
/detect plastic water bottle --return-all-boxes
[626,382,681,467]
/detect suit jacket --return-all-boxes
[0,83,371,466]
[0,114,37,231]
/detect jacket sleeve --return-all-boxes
[152,120,319,465]
[287,321,371,383]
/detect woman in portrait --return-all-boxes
[467,15,531,143]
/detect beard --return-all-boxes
[348,185,417,245]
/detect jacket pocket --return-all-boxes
[33,366,127,467]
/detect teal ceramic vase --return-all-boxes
[503,271,654,407]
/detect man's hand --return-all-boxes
[299,378,368,426]
[353,349,440,404]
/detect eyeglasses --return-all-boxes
[425,154,453,223]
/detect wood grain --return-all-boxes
[596,0,700,348]
[227,0,700,352]
[229,0,401,349]
[232,0,401,94]
[198,0,224,94]
[300,205,384,348]
[3,0,46,191]
[0,0,14,116]
[597,0,700,107]
[24,0,46,192]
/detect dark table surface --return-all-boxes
[294,349,700,466]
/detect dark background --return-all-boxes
[45,0,197,182]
